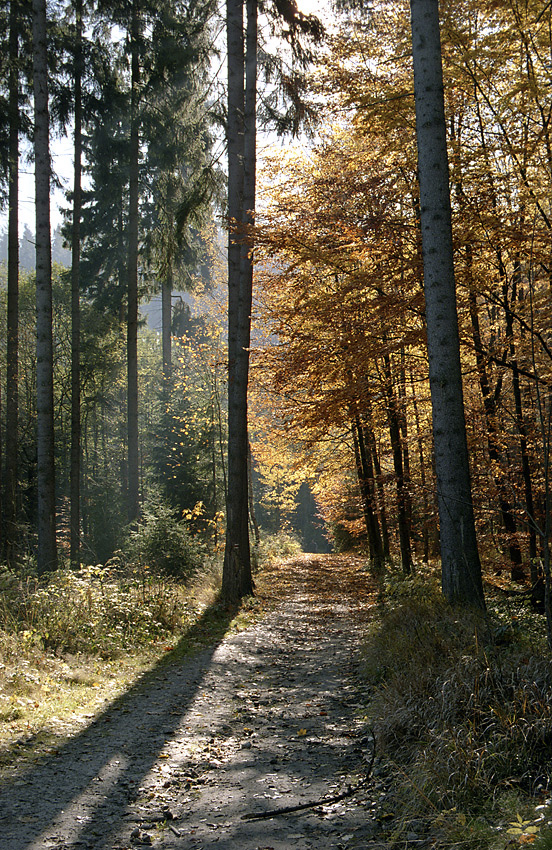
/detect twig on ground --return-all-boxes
[241,731,376,821]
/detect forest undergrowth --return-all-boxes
[363,563,552,849]
[0,532,298,774]
[0,560,225,773]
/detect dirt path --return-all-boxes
[0,555,388,850]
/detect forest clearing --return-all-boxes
[1,553,552,850]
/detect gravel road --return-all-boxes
[0,555,389,850]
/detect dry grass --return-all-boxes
[361,565,552,847]
[0,559,223,764]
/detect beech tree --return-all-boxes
[408,0,484,606]
[251,121,430,563]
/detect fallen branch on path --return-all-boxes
[241,732,376,821]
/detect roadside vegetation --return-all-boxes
[0,560,216,770]
[362,562,552,849]
[0,530,297,774]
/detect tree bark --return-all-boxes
[162,180,174,382]
[70,0,83,569]
[352,412,384,568]
[33,0,58,573]
[410,369,430,563]
[162,262,172,380]
[127,0,140,523]
[383,353,413,574]
[365,407,390,558]
[247,441,261,546]
[222,0,254,602]
[5,0,20,567]
[410,0,484,608]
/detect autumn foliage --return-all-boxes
[250,0,552,583]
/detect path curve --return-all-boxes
[1,555,388,850]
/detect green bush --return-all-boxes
[124,498,204,580]
[0,563,195,659]
[253,531,302,567]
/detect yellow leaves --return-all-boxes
[296,728,307,736]
[507,814,540,841]
[181,501,205,522]
[433,807,467,828]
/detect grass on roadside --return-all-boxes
[0,557,225,763]
[0,531,299,763]
[362,565,552,849]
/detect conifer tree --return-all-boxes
[70,0,83,567]
[5,0,21,566]
[222,0,323,602]
[32,0,57,572]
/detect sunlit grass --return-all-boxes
[0,559,224,765]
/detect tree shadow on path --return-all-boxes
[0,595,239,850]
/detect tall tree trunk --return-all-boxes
[162,262,172,380]
[383,354,413,574]
[410,369,430,563]
[127,0,140,522]
[410,0,484,608]
[365,407,390,558]
[70,0,83,569]
[352,412,383,568]
[222,0,254,602]
[247,441,261,546]
[504,258,536,580]
[33,0,57,573]
[162,180,174,382]
[5,0,20,567]
[242,0,256,548]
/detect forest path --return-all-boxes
[0,554,389,850]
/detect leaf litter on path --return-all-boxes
[0,555,391,850]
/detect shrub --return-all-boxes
[0,563,196,659]
[123,498,203,580]
[253,531,302,567]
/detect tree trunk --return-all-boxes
[247,441,261,546]
[410,0,484,608]
[162,261,172,380]
[33,0,57,573]
[383,353,413,574]
[365,410,390,558]
[127,0,140,523]
[70,0,83,569]
[5,0,19,567]
[352,413,384,568]
[410,369,430,563]
[222,0,254,602]
[398,349,413,536]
